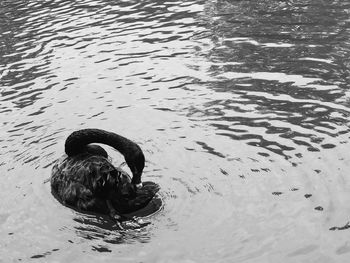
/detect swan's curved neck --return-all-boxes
[65,129,135,156]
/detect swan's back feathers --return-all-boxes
[51,154,120,204]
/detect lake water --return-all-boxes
[1,0,350,262]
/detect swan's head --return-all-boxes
[131,172,143,190]
[127,151,144,191]
[130,165,143,191]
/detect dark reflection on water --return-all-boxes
[1,0,350,262]
[72,214,152,244]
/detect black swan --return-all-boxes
[51,128,160,222]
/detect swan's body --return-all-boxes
[51,129,159,219]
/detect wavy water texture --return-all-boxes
[1,0,350,262]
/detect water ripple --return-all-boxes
[1,0,350,262]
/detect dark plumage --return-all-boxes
[51,129,159,220]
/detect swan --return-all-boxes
[51,128,159,223]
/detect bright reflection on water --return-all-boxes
[1,0,350,262]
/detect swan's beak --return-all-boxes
[135,182,143,189]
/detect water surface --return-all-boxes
[1,0,350,262]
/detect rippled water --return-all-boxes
[1,0,350,262]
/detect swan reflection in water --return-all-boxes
[51,129,162,229]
